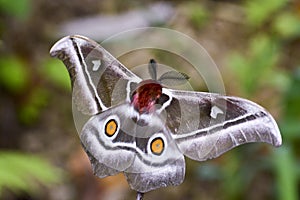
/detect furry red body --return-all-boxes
[131,80,162,114]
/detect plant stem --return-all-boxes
[136,192,144,200]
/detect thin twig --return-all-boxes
[136,192,144,200]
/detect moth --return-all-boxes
[50,35,282,197]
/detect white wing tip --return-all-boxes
[49,35,72,57]
[49,35,92,57]
[270,117,282,147]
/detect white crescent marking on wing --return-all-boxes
[210,105,224,119]
[92,60,101,71]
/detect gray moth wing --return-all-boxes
[161,89,282,161]
[84,147,119,178]
[124,126,185,193]
[50,35,142,115]
[80,103,185,193]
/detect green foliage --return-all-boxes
[18,61,70,124]
[244,0,288,27]
[273,12,300,39]
[280,68,300,138]
[0,0,31,19]
[0,56,29,94]
[184,2,209,30]
[228,34,288,96]
[273,147,298,200]
[221,151,243,200]
[18,88,50,125]
[226,2,300,200]
[42,59,71,91]
[0,151,62,197]
[0,56,54,125]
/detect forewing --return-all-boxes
[50,35,141,115]
[162,89,282,161]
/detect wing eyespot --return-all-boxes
[103,115,120,140]
[148,134,167,156]
[150,137,164,155]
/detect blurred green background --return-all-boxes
[0,0,299,199]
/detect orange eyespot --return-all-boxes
[105,119,118,137]
[150,137,164,155]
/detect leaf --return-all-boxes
[18,88,49,125]
[273,147,298,200]
[249,34,279,69]
[42,59,71,91]
[283,67,300,118]
[273,12,300,39]
[185,2,209,29]
[245,0,288,27]
[0,56,29,94]
[0,0,31,19]
[227,34,281,96]
[0,151,63,197]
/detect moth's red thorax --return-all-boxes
[131,80,162,114]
